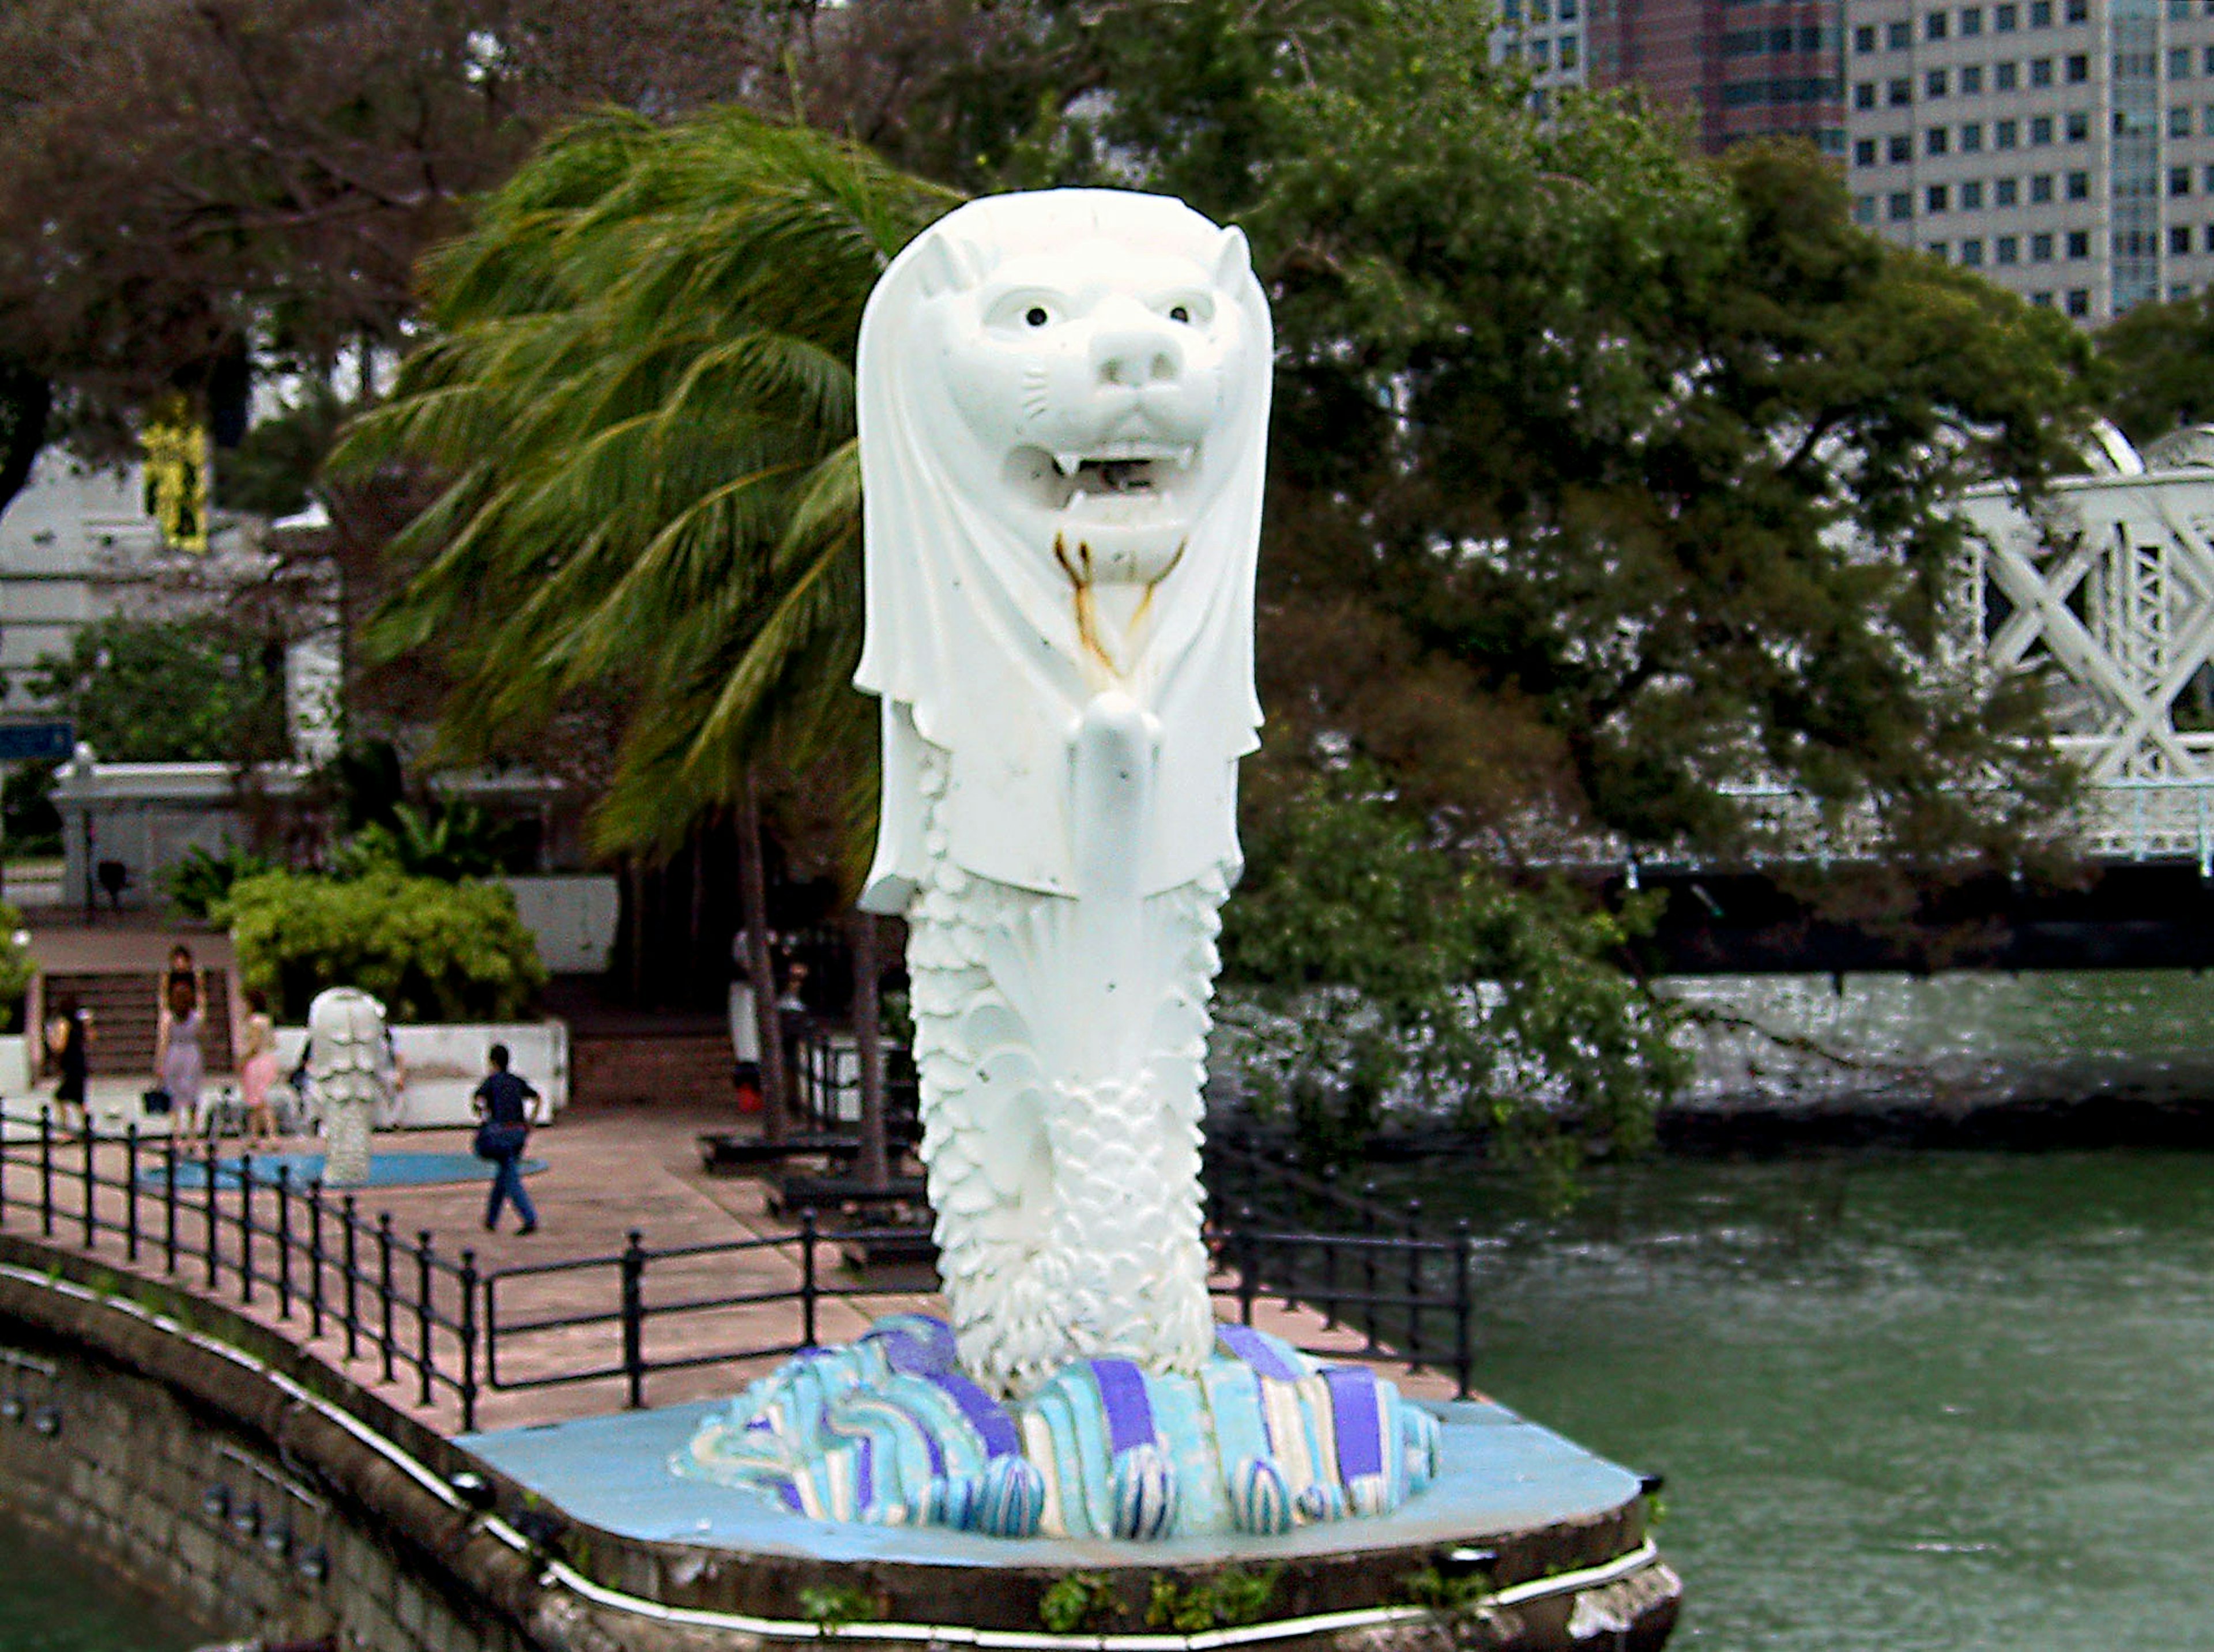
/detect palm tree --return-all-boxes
[336,108,956,1154]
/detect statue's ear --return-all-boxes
[914,233,988,299]
[1213,226,1253,291]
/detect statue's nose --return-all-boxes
[1091,319,1183,388]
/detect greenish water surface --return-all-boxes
[1374,1146,2214,1651]
[0,1506,207,1650]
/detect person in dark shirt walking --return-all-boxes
[472,1044,543,1235]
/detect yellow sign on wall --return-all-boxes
[140,400,209,553]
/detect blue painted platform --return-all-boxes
[143,1152,547,1190]
[460,1395,1640,1567]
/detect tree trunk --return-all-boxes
[739,767,789,1141]
[852,909,890,1190]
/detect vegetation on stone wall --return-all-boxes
[221,871,545,1024]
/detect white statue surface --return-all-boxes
[305,987,396,1188]
[679,191,1445,1541]
[854,188,1270,1397]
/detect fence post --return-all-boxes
[203,1141,220,1289]
[1359,1181,1379,1350]
[275,1166,293,1321]
[416,1231,435,1408]
[79,1115,94,1250]
[1236,1204,1259,1327]
[238,1152,255,1304]
[799,1209,819,1349]
[621,1230,646,1411]
[458,1249,479,1434]
[39,1107,52,1238]
[162,1137,178,1273]
[378,1213,396,1385]
[342,1196,360,1363]
[0,1093,8,1226]
[1452,1219,1474,1401]
[1403,1197,1423,1357]
[307,1180,325,1341]
[124,1123,140,1263]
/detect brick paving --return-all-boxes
[0,1096,1460,1442]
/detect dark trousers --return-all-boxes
[485,1152,537,1230]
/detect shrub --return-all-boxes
[221,870,547,1024]
[0,901,28,1035]
[163,843,277,921]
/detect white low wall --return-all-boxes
[270,1020,569,1129]
[0,1034,26,1099]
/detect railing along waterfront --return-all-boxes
[0,1112,1481,1434]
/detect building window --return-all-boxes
[2067,229,2091,256]
[2031,56,2054,85]
[1891,132,1915,160]
[2173,283,2193,301]
[1855,137,1880,164]
[2032,291,2054,305]
[1931,242,1952,261]
[1929,124,1952,153]
[2066,0,2088,17]
[1997,60,2019,88]
[1963,179,1987,208]
[1891,18,1914,46]
[2205,164,2214,190]
[2174,165,2194,194]
[2069,52,2091,81]
[1891,76,1914,103]
[2176,48,2197,80]
[2174,225,2195,253]
[1561,0,1580,17]
[1857,22,1879,50]
[2031,0,2053,23]
[1889,191,1915,220]
[1963,238,1987,265]
[1964,65,1987,94]
[1929,9,1950,37]
[1534,0,1552,20]
[1857,80,1879,106]
[1561,37,1580,67]
[1964,5,1986,31]
[2067,169,2090,198]
[1929,183,1951,210]
[2067,110,2090,139]
[2033,231,2056,258]
[1964,119,1986,149]
[2032,172,2055,201]
[2032,113,2055,141]
[2066,289,2089,316]
[1995,2,2019,26]
[1997,175,2020,203]
[1855,195,1878,224]
[1929,67,1951,95]
[2205,223,2214,251]
[1998,234,2021,262]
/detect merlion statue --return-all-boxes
[679,192,1444,1541]
[305,987,396,1187]
[853,188,1269,1398]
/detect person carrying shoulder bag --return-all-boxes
[472,1043,543,1235]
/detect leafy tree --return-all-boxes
[29,616,289,764]
[2096,289,2214,446]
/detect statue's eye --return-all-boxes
[1026,306,1050,327]
[1169,304,1192,323]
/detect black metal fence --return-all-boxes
[0,1111,1479,1436]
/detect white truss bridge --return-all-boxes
[1955,424,2214,872]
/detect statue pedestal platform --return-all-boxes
[461,1394,1680,1650]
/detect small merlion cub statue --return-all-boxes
[854,189,1270,1397]
[305,987,397,1189]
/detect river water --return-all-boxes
[0,1505,206,1649]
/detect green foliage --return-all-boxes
[28,615,288,764]
[162,843,277,921]
[221,870,546,1024]
[2,760,61,857]
[1038,1572,1121,1634]
[1221,768,1688,1171]
[214,386,347,518]
[1145,1567,1281,1631]
[797,1582,882,1630]
[330,801,530,882]
[0,901,29,1034]
[340,107,958,855]
[2096,289,2214,445]
[1400,1561,1496,1613]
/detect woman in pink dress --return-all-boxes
[238,987,281,1146]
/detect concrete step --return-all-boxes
[38,971,235,1077]
[571,1032,737,1108]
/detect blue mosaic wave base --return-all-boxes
[672,1317,1441,1541]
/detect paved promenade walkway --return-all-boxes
[0,1097,1460,1440]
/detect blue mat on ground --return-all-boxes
[140,1151,547,1190]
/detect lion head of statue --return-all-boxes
[855,190,1272,906]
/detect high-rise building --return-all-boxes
[1586,0,1848,153]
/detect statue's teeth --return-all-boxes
[1053,451,1083,476]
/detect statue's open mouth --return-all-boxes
[1011,443,1196,521]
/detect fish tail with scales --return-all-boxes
[906,746,1222,1398]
